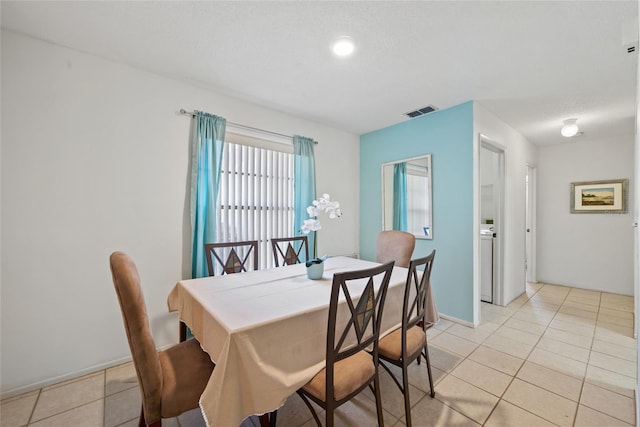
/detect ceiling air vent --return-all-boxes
[405,105,438,118]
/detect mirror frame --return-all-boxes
[381,154,433,240]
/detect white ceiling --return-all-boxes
[1,1,637,146]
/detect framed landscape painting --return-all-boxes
[570,179,628,214]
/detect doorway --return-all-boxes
[479,137,505,307]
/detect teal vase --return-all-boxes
[306,262,324,280]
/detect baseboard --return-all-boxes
[2,340,179,399]
[0,354,131,399]
[438,313,475,328]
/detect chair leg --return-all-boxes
[325,396,338,427]
[325,404,334,427]
[179,322,187,342]
[402,364,412,427]
[373,374,385,427]
[297,392,322,427]
[423,344,435,398]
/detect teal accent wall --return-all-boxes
[360,101,474,322]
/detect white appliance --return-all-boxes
[480,230,494,303]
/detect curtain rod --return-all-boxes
[179,109,318,144]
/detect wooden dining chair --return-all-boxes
[376,230,415,268]
[109,252,215,427]
[271,236,309,266]
[377,250,436,427]
[205,240,259,276]
[296,261,395,427]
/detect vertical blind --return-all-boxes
[216,141,295,269]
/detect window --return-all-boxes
[216,135,295,268]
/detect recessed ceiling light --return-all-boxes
[561,118,579,137]
[332,36,355,57]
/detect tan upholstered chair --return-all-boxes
[296,262,395,427]
[271,236,309,266]
[110,251,214,427]
[376,230,415,268]
[378,250,436,427]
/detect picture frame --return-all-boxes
[570,179,628,214]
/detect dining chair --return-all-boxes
[271,236,309,266]
[376,230,415,268]
[109,251,215,427]
[205,240,259,276]
[377,250,436,427]
[296,261,395,427]
[180,240,260,341]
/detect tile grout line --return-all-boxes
[479,282,557,426]
[459,284,605,426]
[510,285,601,426]
[575,291,638,426]
[569,288,599,427]
[432,283,543,426]
[26,388,42,426]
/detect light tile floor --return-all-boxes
[2,283,636,426]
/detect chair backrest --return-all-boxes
[271,236,309,267]
[204,240,259,276]
[325,261,395,391]
[376,230,416,268]
[109,251,162,422]
[403,250,436,334]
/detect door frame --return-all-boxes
[475,134,506,324]
[525,164,537,283]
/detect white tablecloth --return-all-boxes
[167,256,438,427]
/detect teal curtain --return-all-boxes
[190,111,226,278]
[393,162,408,231]
[293,135,316,260]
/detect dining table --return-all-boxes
[167,256,438,427]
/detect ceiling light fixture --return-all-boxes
[561,118,579,137]
[332,36,355,57]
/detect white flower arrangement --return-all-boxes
[301,194,342,264]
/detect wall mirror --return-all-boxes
[381,154,433,239]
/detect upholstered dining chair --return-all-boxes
[377,250,436,427]
[376,230,415,268]
[109,251,215,427]
[271,236,309,267]
[296,261,395,427]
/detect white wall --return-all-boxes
[473,103,538,320]
[0,31,360,395]
[537,134,634,294]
